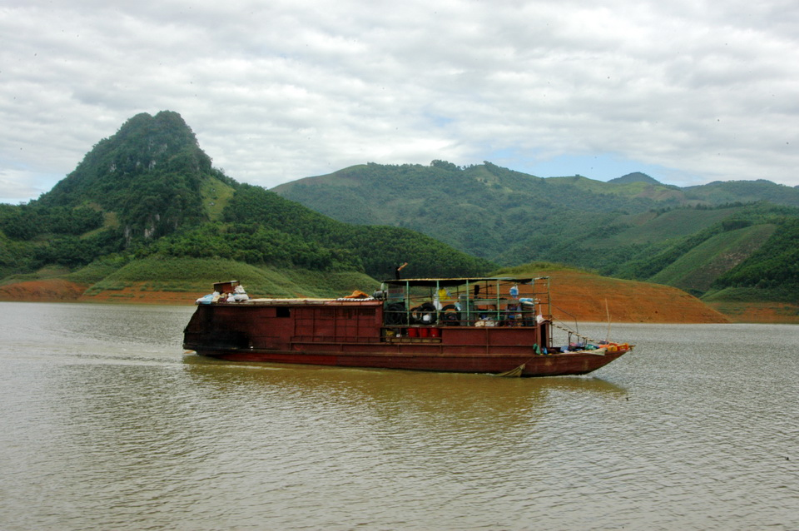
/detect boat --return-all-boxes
[182,277,633,377]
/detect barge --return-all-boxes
[183,277,632,377]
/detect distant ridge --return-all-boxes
[608,172,661,185]
[272,160,799,314]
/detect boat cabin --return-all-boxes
[378,276,551,337]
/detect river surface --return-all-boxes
[0,301,797,530]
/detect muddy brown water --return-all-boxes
[1,302,797,530]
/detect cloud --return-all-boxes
[2,0,799,204]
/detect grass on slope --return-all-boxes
[66,259,126,284]
[650,224,776,294]
[607,208,741,247]
[82,257,379,298]
[491,262,589,276]
[200,176,236,221]
[0,265,72,286]
[702,286,799,304]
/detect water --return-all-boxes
[0,302,797,530]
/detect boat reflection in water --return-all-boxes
[181,353,628,434]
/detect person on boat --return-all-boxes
[395,262,408,279]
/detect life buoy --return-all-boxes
[385,302,408,325]
[440,304,460,326]
[411,302,437,325]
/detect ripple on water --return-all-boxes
[0,305,798,530]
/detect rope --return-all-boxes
[551,320,603,345]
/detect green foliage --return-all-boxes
[335,224,494,280]
[33,229,124,269]
[684,180,799,207]
[0,204,104,240]
[273,162,799,300]
[37,111,237,242]
[217,183,494,278]
[5,111,799,309]
[712,218,799,292]
[0,234,37,279]
[66,256,129,284]
[649,224,777,293]
[200,176,236,221]
[89,257,379,298]
[149,222,357,271]
[273,162,683,263]
[609,203,797,285]
[0,117,492,288]
[614,224,725,280]
[702,287,799,303]
[492,262,589,276]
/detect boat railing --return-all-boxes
[381,276,551,329]
[382,306,544,328]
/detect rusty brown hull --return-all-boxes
[188,345,629,377]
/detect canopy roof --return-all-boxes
[381,277,547,288]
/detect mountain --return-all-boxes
[273,161,668,261]
[608,172,662,185]
[683,180,799,207]
[38,111,238,241]
[2,113,796,322]
[0,111,239,277]
[0,112,491,291]
[273,161,799,306]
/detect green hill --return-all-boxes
[273,161,799,306]
[3,112,798,320]
[0,112,492,298]
[648,224,777,295]
[39,111,238,239]
[79,257,380,300]
[274,161,671,261]
[608,172,663,185]
[683,180,799,207]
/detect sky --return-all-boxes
[2,0,798,204]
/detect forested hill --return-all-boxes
[3,111,797,316]
[273,161,799,304]
[39,111,238,241]
[0,112,491,290]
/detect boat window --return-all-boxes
[276,307,291,318]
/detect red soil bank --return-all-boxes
[3,273,777,324]
[0,279,88,302]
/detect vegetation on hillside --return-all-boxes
[38,111,237,241]
[79,256,380,299]
[711,217,799,292]
[147,184,493,279]
[276,161,672,261]
[275,163,799,302]
[0,113,491,293]
[3,110,799,310]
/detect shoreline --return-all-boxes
[2,277,797,324]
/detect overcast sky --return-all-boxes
[2,0,798,204]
